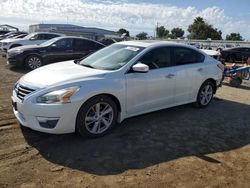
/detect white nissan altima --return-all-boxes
[12,41,224,137]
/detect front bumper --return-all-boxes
[12,91,79,134]
[7,53,25,67]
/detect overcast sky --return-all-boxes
[0,0,250,40]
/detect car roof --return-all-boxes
[49,36,105,45]
[119,40,196,48]
[118,40,207,55]
[30,32,64,36]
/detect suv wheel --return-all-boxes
[25,55,43,70]
[196,81,215,108]
[76,95,118,138]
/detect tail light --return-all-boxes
[217,63,225,72]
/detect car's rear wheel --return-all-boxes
[196,81,215,108]
[25,55,43,70]
[76,95,118,138]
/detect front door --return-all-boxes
[125,47,176,115]
[46,38,74,63]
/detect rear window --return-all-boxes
[174,47,205,65]
[74,39,104,51]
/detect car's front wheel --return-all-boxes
[76,95,118,138]
[25,55,43,70]
[196,81,215,108]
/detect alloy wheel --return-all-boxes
[85,102,114,134]
[28,56,42,69]
[200,84,213,106]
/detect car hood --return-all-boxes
[20,61,110,88]
[9,44,42,51]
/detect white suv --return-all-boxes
[0,32,62,56]
[12,41,224,137]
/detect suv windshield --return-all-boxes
[80,44,144,70]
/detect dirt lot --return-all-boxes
[0,57,250,188]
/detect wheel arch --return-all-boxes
[9,43,22,49]
[24,54,44,69]
[76,93,122,120]
[75,93,122,133]
[202,78,217,94]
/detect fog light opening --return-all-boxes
[37,117,59,129]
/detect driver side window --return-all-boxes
[138,47,171,69]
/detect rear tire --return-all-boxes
[25,55,43,70]
[196,81,215,108]
[76,95,118,138]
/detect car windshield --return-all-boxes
[80,44,144,70]
[40,37,60,46]
[23,33,36,39]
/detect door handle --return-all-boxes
[197,68,203,72]
[165,74,175,79]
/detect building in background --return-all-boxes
[29,24,120,41]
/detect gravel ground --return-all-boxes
[0,57,250,188]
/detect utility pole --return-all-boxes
[155,22,159,39]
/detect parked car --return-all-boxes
[0,31,27,40]
[8,33,28,39]
[201,49,220,60]
[220,47,250,63]
[7,36,105,69]
[11,41,224,137]
[0,32,63,56]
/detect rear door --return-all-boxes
[73,39,104,59]
[173,47,206,103]
[125,47,176,115]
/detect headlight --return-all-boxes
[9,49,23,55]
[36,86,80,104]
[2,42,9,46]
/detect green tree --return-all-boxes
[136,32,148,40]
[187,17,222,40]
[117,28,130,37]
[156,26,169,38]
[226,33,243,41]
[170,27,185,39]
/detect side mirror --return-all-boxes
[132,63,149,73]
[29,37,36,41]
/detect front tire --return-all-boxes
[76,95,118,138]
[25,55,43,70]
[196,81,215,108]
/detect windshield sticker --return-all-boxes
[125,47,140,51]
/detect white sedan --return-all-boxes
[12,41,224,137]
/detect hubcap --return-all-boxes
[85,102,114,134]
[28,57,42,69]
[200,84,213,105]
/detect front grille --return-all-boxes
[15,84,35,101]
